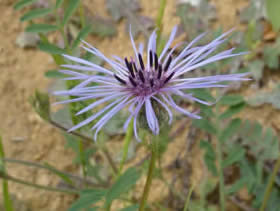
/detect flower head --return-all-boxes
[54,26,249,141]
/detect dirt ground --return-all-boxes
[2,0,280,211]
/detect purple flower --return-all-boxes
[54,26,249,141]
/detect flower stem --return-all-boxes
[156,0,167,54]
[216,103,226,211]
[0,136,14,211]
[217,137,225,211]
[139,139,158,211]
[156,0,167,39]
[117,119,134,178]
[79,2,85,28]
[183,183,195,211]
[260,155,280,211]
[79,140,88,184]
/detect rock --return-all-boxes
[16,32,39,48]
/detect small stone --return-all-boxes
[11,136,27,142]
[16,32,40,48]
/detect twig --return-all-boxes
[0,173,79,194]
[4,158,107,188]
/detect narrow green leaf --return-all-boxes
[68,189,106,211]
[106,168,141,205]
[29,90,50,121]
[14,0,38,10]
[226,177,247,195]
[200,140,217,176]
[38,42,65,54]
[192,119,217,134]
[72,25,92,49]
[219,118,242,143]
[26,24,58,33]
[45,70,65,78]
[39,33,65,65]
[219,102,246,120]
[266,0,280,31]
[20,8,52,22]
[189,89,215,102]
[55,0,64,9]
[219,95,244,106]
[222,147,245,168]
[62,0,80,26]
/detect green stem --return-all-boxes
[217,138,225,211]
[60,27,70,52]
[139,139,158,211]
[79,2,85,28]
[0,173,78,194]
[216,103,226,211]
[79,140,87,184]
[156,0,167,54]
[260,155,280,211]
[0,136,14,211]
[117,119,134,177]
[183,183,195,211]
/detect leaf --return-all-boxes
[29,90,50,121]
[219,102,246,120]
[219,95,244,106]
[263,38,280,69]
[38,42,65,54]
[226,177,247,195]
[14,0,39,10]
[247,59,264,81]
[55,0,64,9]
[68,189,106,211]
[199,104,215,118]
[20,8,52,21]
[39,33,65,65]
[176,0,217,39]
[219,118,242,143]
[105,168,141,205]
[62,0,80,26]
[72,25,92,49]
[51,106,73,130]
[25,24,58,33]
[263,46,280,69]
[103,111,128,136]
[266,0,280,31]
[106,0,140,21]
[200,140,217,176]
[192,119,217,134]
[222,146,245,168]
[45,70,65,78]
[189,89,215,102]
[239,0,266,23]
[247,84,280,109]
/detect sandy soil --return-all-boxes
[2,0,280,210]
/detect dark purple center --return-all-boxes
[114,50,175,96]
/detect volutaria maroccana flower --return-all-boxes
[54,26,249,141]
